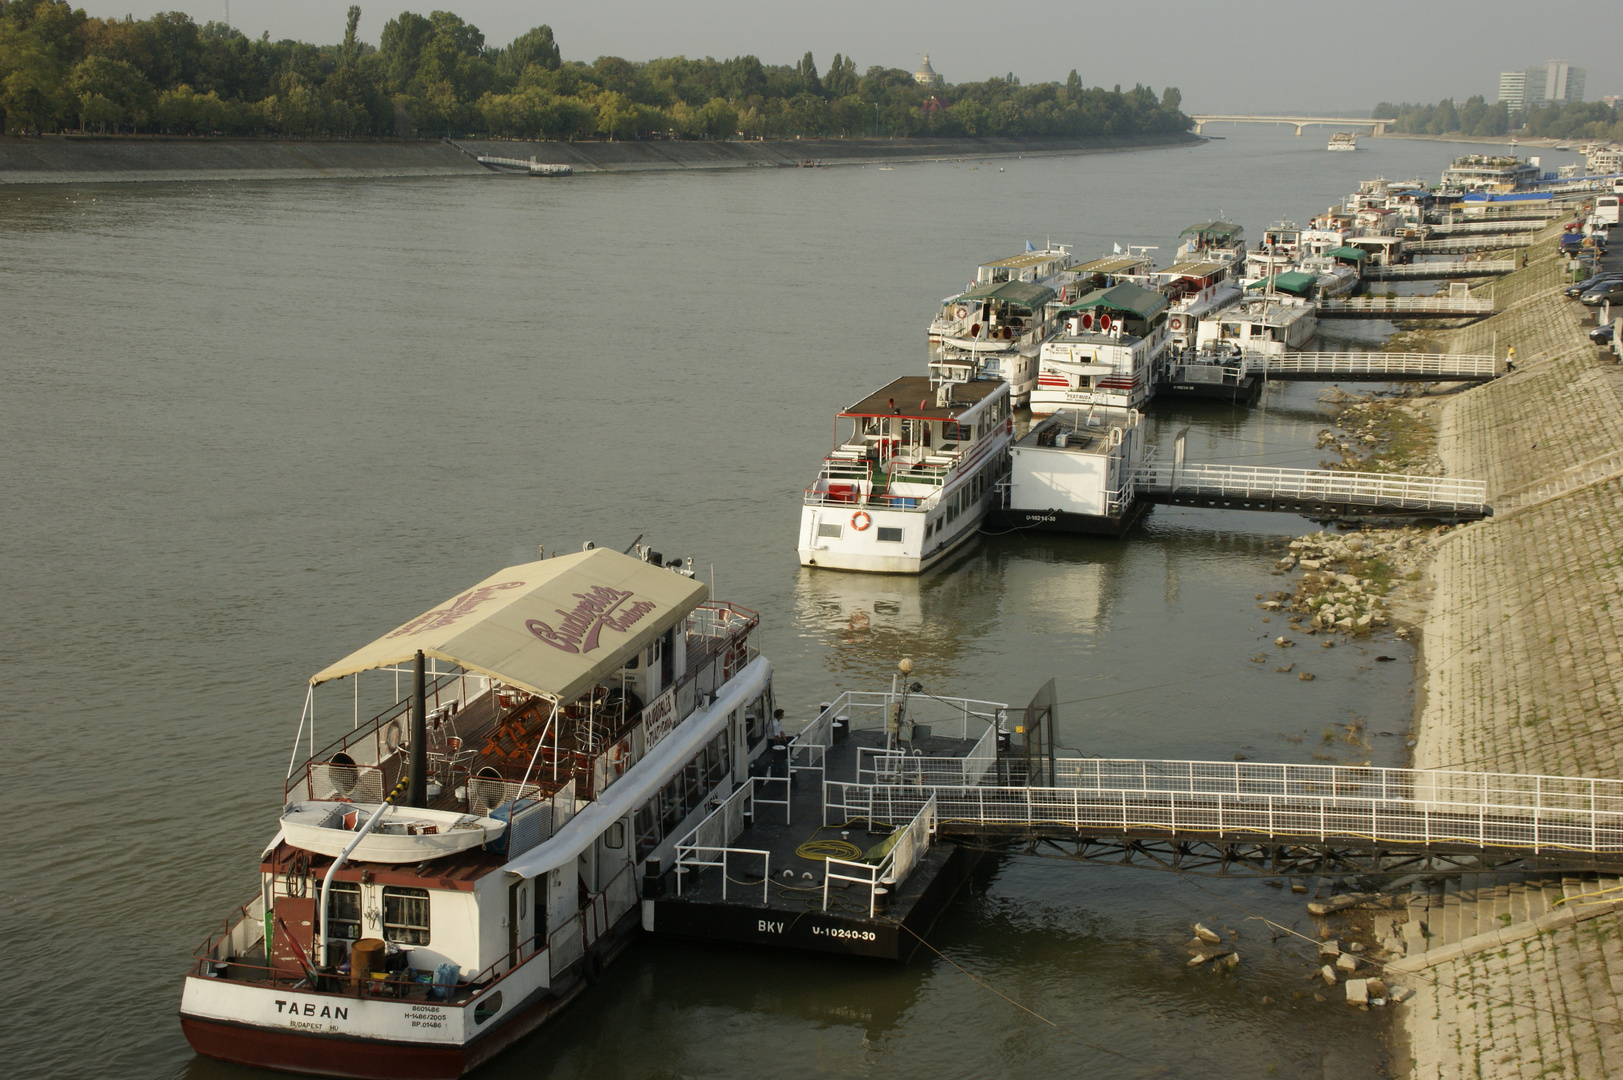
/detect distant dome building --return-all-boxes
[914,54,943,87]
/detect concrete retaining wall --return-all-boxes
[0,131,1200,185]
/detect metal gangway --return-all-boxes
[1130,462,1491,521]
[1317,294,1495,319]
[829,757,1623,874]
[1364,259,1515,280]
[475,154,572,176]
[1425,220,1548,235]
[1258,352,1500,381]
[1408,235,1535,254]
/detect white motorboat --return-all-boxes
[180,546,776,1079]
[799,374,1012,573]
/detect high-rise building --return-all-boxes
[1498,71,1526,110]
[1523,60,1586,107]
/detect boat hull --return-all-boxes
[984,499,1151,537]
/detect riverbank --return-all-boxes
[0,131,1200,186]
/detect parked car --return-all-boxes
[1580,279,1623,305]
[1591,323,1615,346]
[1566,273,1623,298]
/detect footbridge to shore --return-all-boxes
[1189,115,1387,136]
[1130,463,1490,522]
[826,756,1623,878]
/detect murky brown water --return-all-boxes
[1,132,1552,1079]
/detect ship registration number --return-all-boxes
[811,926,876,942]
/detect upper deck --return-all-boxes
[974,245,1073,285]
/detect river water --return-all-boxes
[2,131,1560,1080]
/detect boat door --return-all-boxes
[508,877,532,969]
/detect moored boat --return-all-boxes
[180,546,775,1079]
[1030,282,1170,417]
[1328,132,1358,152]
[1194,294,1318,356]
[927,244,1073,406]
[798,374,1012,573]
[988,407,1153,536]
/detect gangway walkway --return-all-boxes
[1258,352,1500,381]
[1409,235,1534,254]
[828,757,1623,874]
[1317,295,1495,319]
[1130,462,1491,521]
[1364,260,1515,280]
[1426,220,1547,235]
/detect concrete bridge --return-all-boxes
[1190,114,1388,137]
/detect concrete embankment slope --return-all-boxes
[0,131,1199,185]
[1397,224,1623,1077]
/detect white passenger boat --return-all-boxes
[1195,295,1318,356]
[927,280,1058,407]
[1030,282,1170,416]
[180,546,776,1079]
[1154,259,1245,353]
[798,374,1012,574]
[1328,132,1358,152]
[988,407,1152,536]
[1175,220,1247,272]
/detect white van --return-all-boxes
[1597,195,1621,226]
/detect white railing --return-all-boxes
[813,690,1005,743]
[1260,352,1499,378]
[857,723,1000,788]
[1410,235,1534,252]
[851,757,1623,855]
[1132,463,1489,512]
[1318,295,1496,314]
[1426,220,1546,235]
[789,702,836,783]
[1365,260,1516,279]
[825,779,873,827]
[822,795,936,919]
[673,778,772,903]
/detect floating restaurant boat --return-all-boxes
[927,244,1073,406]
[180,546,775,1079]
[1030,282,1170,417]
[1153,258,1245,353]
[798,374,1012,574]
[987,408,1153,536]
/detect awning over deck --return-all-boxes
[1246,271,1317,297]
[1058,281,1169,319]
[309,548,708,704]
[1180,221,1243,241]
[1325,246,1369,262]
[953,280,1058,309]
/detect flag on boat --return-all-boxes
[1113,242,1123,255]
[1025,240,1036,252]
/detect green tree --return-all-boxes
[0,20,69,130]
[497,25,559,80]
[69,54,153,130]
[796,50,819,96]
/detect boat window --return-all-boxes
[327,881,362,941]
[382,887,431,945]
[877,527,903,543]
[604,821,625,849]
[817,523,842,539]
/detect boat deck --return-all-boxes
[648,725,988,960]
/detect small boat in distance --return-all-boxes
[1328,132,1358,152]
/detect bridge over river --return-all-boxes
[1188,114,1388,136]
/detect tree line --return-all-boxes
[1372,96,1623,143]
[0,1,1189,141]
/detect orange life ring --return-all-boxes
[851,510,872,531]
[953,305,968,319]
[1170,316,1183,331]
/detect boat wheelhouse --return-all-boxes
[989,407,1152,536]
[180,547,775,1079]
[1031,282,1169,416]
[1195,295,1318,357]
[799,374,1013,574]
[1176,220,1247,271]
[928,279,1058,407]
[1153,260,1244,352]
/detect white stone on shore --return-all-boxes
[1193,923,1221,943]
[1336,953,1359,972]
[1346,978,1369,1004]
[1320,964,1338,986]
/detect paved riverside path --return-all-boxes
[1397,221,1623,1078]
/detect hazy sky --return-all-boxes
[87,0,1619,114]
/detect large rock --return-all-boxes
[1320,964,1338,986]
[1345,978,1369,1005]
[1193,923,1222,943]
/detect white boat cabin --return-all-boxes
[799,375,1012,574]
[1004,408,1149,534]
[1154,260,1244,352]
[1195,295,1318,357]
[1031,282,1169,417]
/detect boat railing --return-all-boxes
[584,860,640,949]
[674,778,771,904]
[288,671,469,799]
[815,689,1004,743]
[855,720,999,787]
[821,794,935,919]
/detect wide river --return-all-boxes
[3,130,1560,1080]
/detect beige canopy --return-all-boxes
[310,548,708,704]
